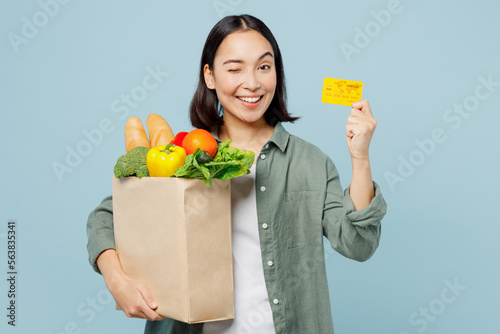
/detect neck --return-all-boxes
[218,115,274,152]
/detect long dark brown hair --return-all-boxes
[189,14,299,132]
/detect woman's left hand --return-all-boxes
[346,99,377,161]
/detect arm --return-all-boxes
[350,158,374,210]
[323,99,386,260]
[346,99,377,210]
[86,196,164,321]
[97,249,165,321]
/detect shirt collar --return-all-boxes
[268,122,290,152]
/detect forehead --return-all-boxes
[215,30,274,61]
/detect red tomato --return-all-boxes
[171,131,188,147]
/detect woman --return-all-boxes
[87,14,387,333]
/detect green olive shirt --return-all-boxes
[86,122,387,334]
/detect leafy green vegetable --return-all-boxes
[173,139,254,187]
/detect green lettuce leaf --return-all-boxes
[173,139,255,187]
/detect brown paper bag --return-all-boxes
[111,176,234,323]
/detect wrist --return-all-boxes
[97,249,126,289]
[351,156,371,169]
[105,270,127,292]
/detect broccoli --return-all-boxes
[114,146,150,178]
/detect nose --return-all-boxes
[242,70,261,91]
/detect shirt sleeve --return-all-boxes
[86,195,116,274]
[322,159,387,262]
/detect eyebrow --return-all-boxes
[222,51,273,65]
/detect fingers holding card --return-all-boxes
[351,99,373,116]
[320,78,377,159]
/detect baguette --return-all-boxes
[125,117,150,152]
[147,113,175,148]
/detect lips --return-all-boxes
[237,96,262,103]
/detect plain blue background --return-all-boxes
[1,0,499,333]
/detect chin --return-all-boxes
[240,111,267,124]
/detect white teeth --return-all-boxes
[239,96,261,103]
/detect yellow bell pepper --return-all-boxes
[147,144,186,177]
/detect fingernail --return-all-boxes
[151,302,157,308]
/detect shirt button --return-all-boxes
[273,299,279,305]
[267,260,273,267]
[262,223,268,229]
[260,154,266,160]
[260,186,266,192]
[265,144,269,149]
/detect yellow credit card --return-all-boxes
[321,78,363,106]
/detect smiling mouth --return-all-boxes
[237,96,263,103]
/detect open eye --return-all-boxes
[259,65,271,70]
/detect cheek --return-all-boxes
[215,74,239,96]
[264,73,277,94]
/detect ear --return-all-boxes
[203,64,215,90]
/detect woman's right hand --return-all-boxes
[97,249,165,321]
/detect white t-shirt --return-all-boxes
[202,164,275,334]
